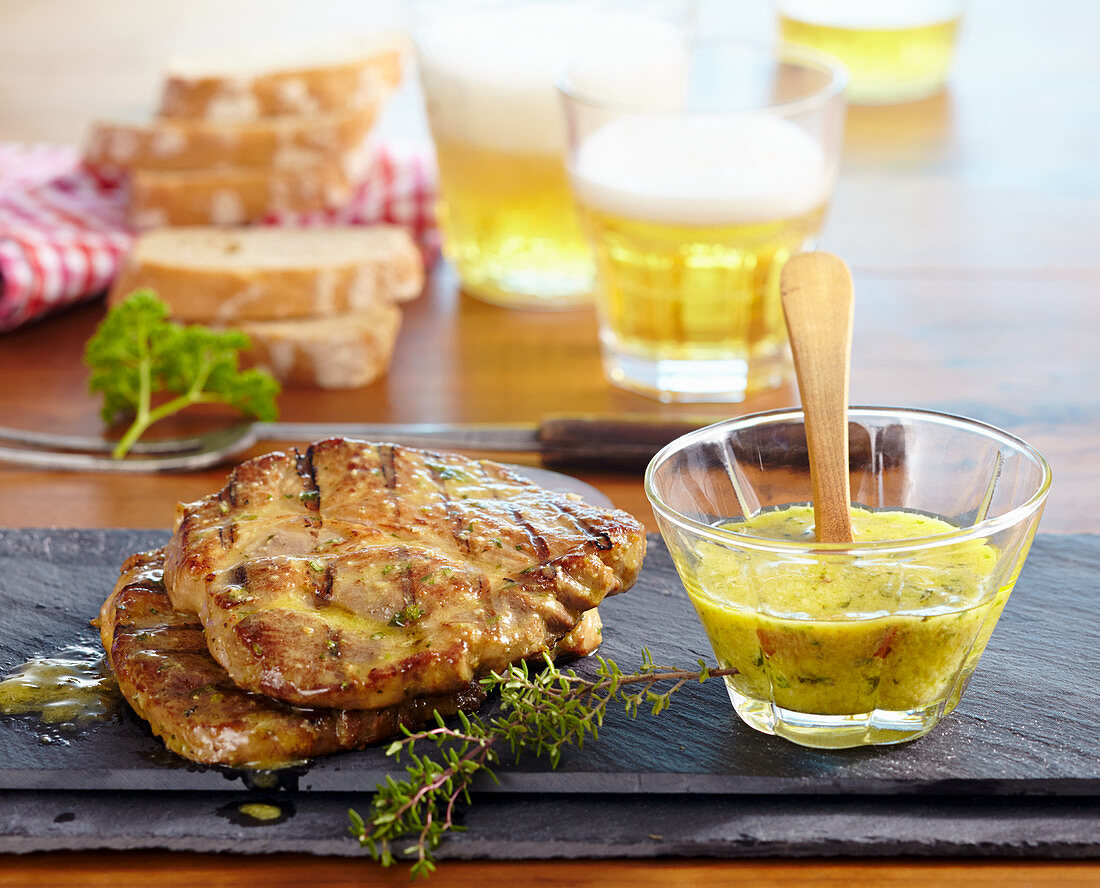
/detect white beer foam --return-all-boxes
[416,4,683,154]
[779,0,960,29]
[572,115,830,226]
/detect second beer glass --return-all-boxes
[412,1,691,309]
[560,42,846,402]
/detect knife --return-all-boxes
[258,414,721,468]
[0,413,725,473]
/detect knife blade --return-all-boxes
[257,414,722,468]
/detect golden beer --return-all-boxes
[779,1,961,104]
[430,137,592,307]
[568,110,837,402]
[577,204,827,399]
[415,3,685,308]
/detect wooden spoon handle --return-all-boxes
[780,252,855,543]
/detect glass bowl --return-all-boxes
[645,407,1051,748]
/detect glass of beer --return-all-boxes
[410,1,692,309]
[778,0,962,104]
[560,41,846,402]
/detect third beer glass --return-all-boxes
[779,0,962,104]
[560,42,846,401]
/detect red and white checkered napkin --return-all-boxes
[0,141,439,333]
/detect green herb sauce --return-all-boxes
[685,507,1005,715]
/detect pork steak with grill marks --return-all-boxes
[162,438,645,710]
[100,548,487,768]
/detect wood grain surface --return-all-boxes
[3,856,1100,888]
[1,0,1098,885]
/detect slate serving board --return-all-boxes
[3,789,1099,859]
[1,528,1098,799]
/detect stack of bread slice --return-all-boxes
[84,40,402,227]
[109,225,424,389]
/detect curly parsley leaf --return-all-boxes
[85,289,280,459]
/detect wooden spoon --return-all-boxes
[780,251,855,543]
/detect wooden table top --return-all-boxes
[1,0,1098,885]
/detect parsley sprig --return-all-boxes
[350,651,737,877]
[85,290,279,459]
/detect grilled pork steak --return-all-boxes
[100,548,485,768]
[162,438,645,709]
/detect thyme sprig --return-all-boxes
[349,651,737,877]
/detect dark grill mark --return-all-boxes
[314,564,336,605]
[512,507,551,560]
[553,501,612,550]
[379,444,398,490]
[296,448,320,512]
[218,523,237,548]
[177,514,193,538]
[230,563,247,588]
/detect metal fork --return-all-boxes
[0,423,259,473]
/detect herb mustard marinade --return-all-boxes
[684,506,1005,715]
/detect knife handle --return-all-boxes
[536,414,716,469]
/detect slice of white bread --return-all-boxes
[237,302,402,389]
[159,40,403,120]
[128,160,356,228]
[109,226,424,323]
[85,106,379,175]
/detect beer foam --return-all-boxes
[571,115,830,226]
[779,0,960,29]
[416,4,683,154]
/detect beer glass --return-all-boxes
[778,0,963,104]
[410,1,692,309]
[560,41,845,402]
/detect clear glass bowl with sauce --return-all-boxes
[645,407,1051,748]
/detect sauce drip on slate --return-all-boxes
[238,803,283,822]
[216,800,296,827]
[0,644,119,727]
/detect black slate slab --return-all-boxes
[1,528,1098,798]
[3,790,1099,858]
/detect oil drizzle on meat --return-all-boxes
[426,461,471,554]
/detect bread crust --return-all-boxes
[158,48,403,120]
[109,226,423,322]
[239,304,402,389]
[127,162,355,228]
[85,106,379,175]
